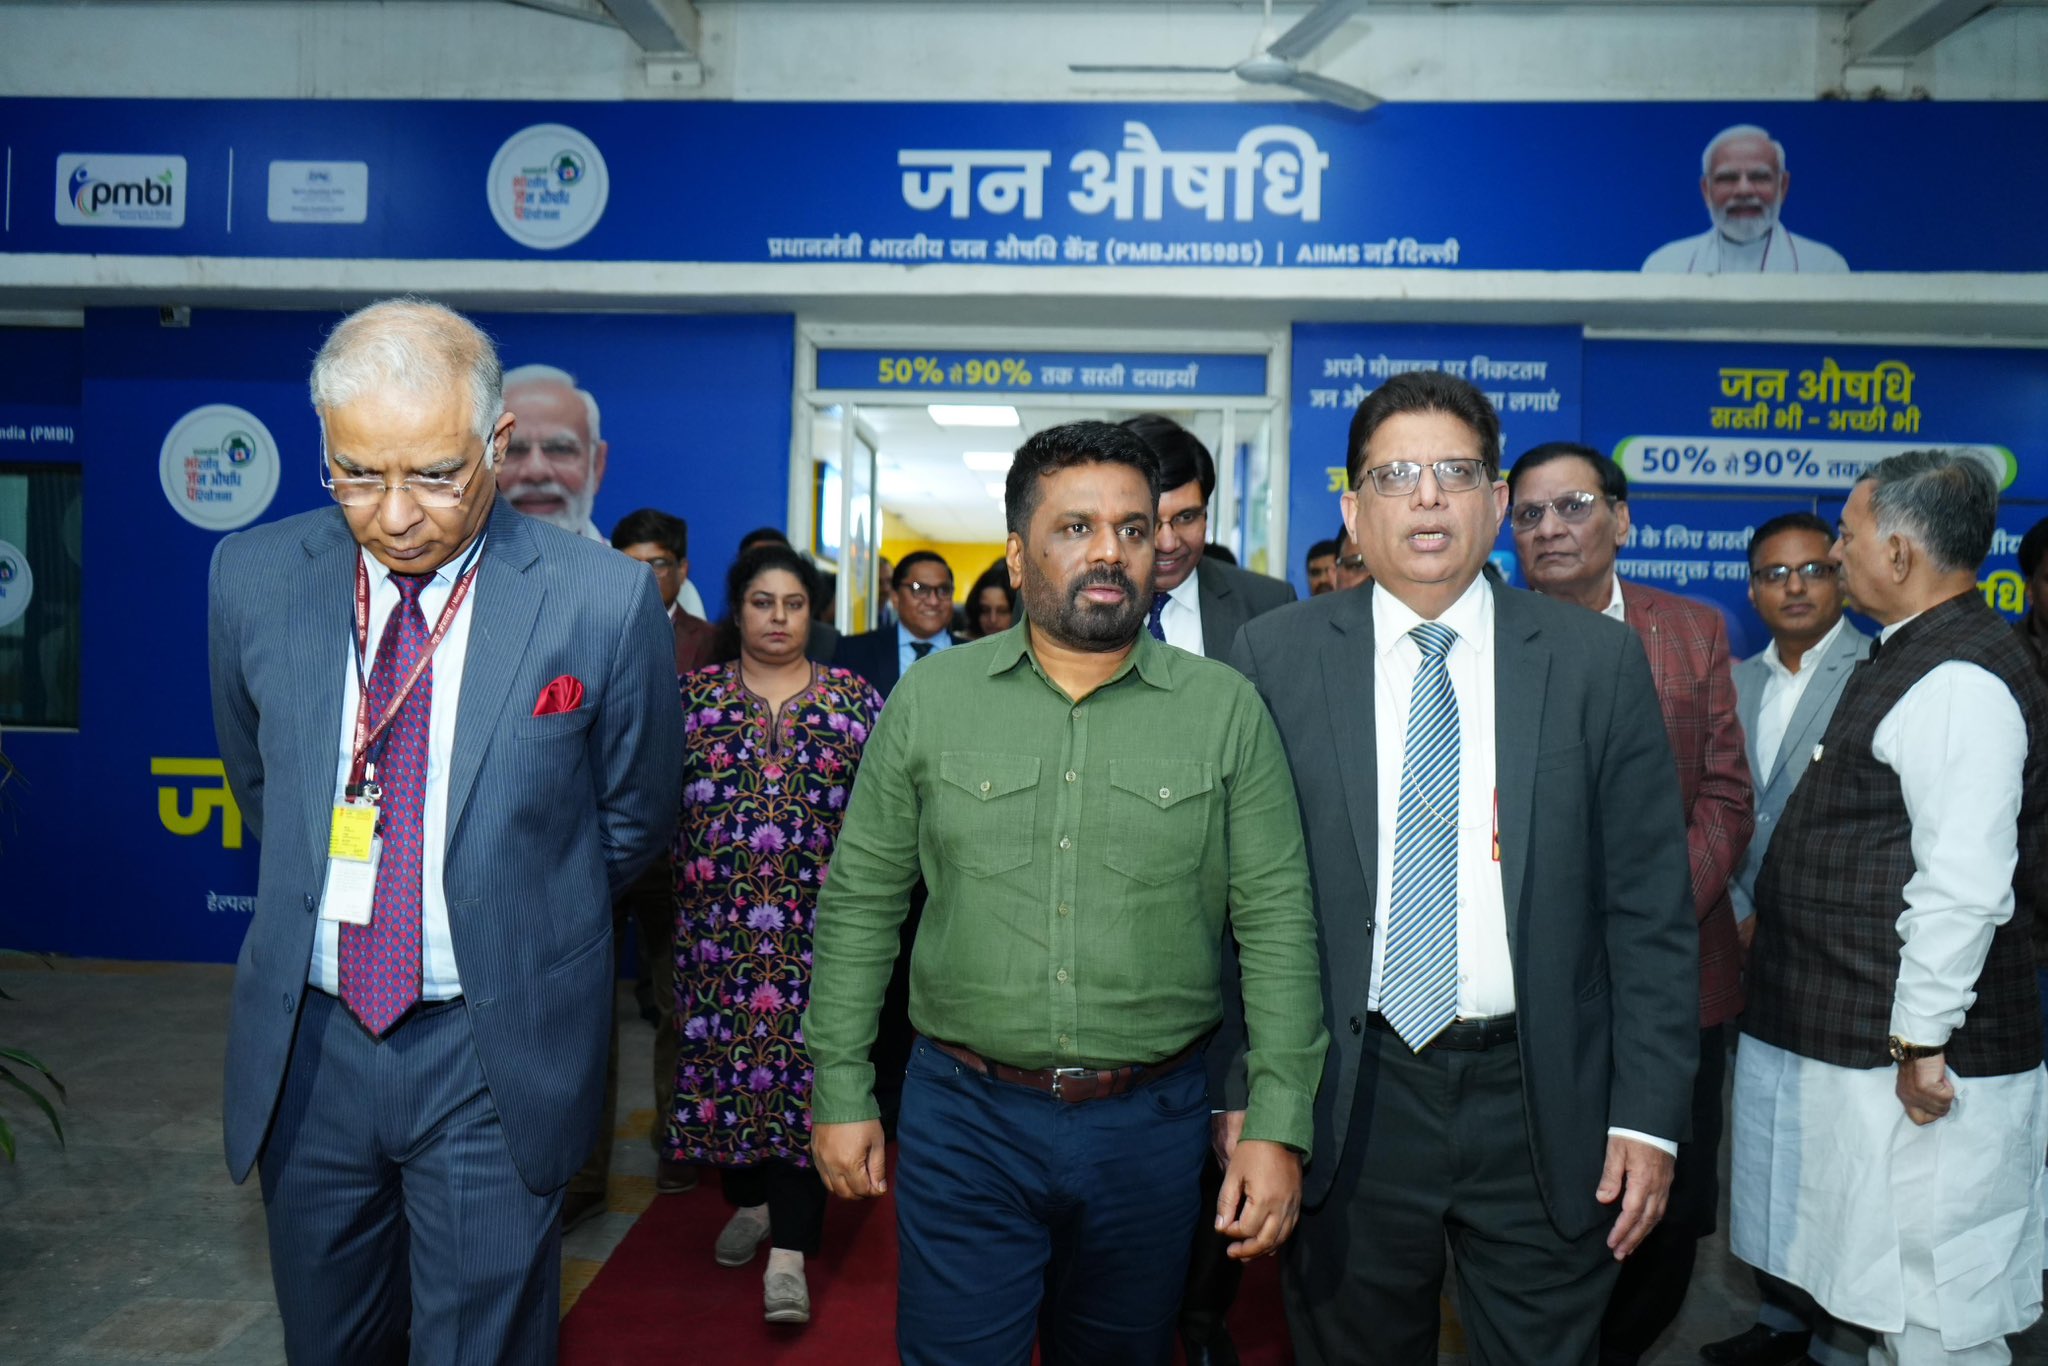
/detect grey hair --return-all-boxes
[1858,448,2000,574]
[1701,124,1787,177]
[503,363,603,447]
[309,297,504,450]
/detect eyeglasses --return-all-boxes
[1750,560,1839,586]
[1356,459,1492,498]
[1336,554,1368,572]
[1509,491,1614,531]
[898,581,955,601]
[322,436,489,509]
[1160,507,1208,532]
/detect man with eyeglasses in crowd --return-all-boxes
[208,299,681,1364]
[1231,373,1696,1364]
[1694,512,1873,1366]
[836,550,957,701]
[1331,527,1373,591]
[1507,441,1752,1366]
[1121,414,1295,662]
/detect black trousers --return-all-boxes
[1284,1024,1619,1366]
[1600,1023,1727,1363]
[723,1160,827,1256]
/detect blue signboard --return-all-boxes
[1288,323,1584,595]
[3,98,2045,271]
[816,348,1268,396]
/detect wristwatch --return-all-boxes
[1889,1035,1944,1062]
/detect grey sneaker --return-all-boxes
[763,1267,810,1324]
[714,1205,771,1267]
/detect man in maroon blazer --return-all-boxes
[614,507,717,676]
[1509,443,1754,1366]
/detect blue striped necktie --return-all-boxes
[1381,620,1461,1051]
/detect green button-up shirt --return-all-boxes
[805,624,1327,1156]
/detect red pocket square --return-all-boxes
[534,675,585,717]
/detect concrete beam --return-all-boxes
[597,0,698,53]
[1847,0,1996,61]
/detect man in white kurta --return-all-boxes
[1733,451,2048,1365]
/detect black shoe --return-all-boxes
[1179,1321,1241,1366]
[1699,1324,1813,1366]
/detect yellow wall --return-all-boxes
[878,512,1006,603]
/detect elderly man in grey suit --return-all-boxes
[1226,370,1697,1364]
[1701,510,1872,1366]
[208,298,682,1364]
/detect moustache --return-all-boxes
[1069,566,1138,601]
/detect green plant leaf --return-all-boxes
[0,1047,64,1099]
[0,1063,64,1146]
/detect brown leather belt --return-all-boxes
[929,1037,1202,1104]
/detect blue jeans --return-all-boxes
[894,1036,1211,1366]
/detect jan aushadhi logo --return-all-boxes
[55,154,188,228]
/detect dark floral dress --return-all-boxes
[665,663,882,1170]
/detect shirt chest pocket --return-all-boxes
[1101,759,1216,886]
[936,752,1042,878]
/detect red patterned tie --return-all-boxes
[338,571,432,1036]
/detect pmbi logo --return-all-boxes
[0,556,15,584]
[55,154,187,228]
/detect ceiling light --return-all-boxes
[929,404,1021,428]
[962,450,1014,472]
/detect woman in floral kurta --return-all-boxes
[665,541,881,1326]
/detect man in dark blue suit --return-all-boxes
[208,299,682,1364]
[834,550,958,700]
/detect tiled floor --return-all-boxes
[2,958,2042,1364]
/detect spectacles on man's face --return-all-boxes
[898,581,955,601]
[1160,507,1208,533]
[1750,560,1840,587]
[1356,459,1491,498]
[321,436,490,509]
[1336,554,1369,572]
[1509,490,1613,531]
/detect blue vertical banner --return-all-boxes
[1289,323,1584,595]
[0,308,795,965]
[1580,338,2048,653]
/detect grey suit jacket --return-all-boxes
[1730,621,1873,923]
[1196,558,1297,660]
[1229,580,1697,1230]
[209,498,684,1193]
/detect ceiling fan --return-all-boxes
[1070,0,1380,112]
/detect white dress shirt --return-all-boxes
[1366,577,1512,1018]
[1369,576,1676,1153]
[1600,574,1625,623]
[310,546,479,1000]
[1157,568,1205,655]
[674,578,706,620]
[1752,616,1846,782]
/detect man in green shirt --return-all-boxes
[805,420,1327,1365]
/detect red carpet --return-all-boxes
[559,1159,1293,1365]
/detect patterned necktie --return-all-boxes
[1147,592,1169,642]
[909,640,934,660]
[338,571,432,1036]
[1380,621,1461,1051]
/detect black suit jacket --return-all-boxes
[1228,579,1697,1232]
[1194,560,1297,660]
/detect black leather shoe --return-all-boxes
[560,1189,607,1235]
[1699,1324,1813,1366]
[1179,1323,1242,1366]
